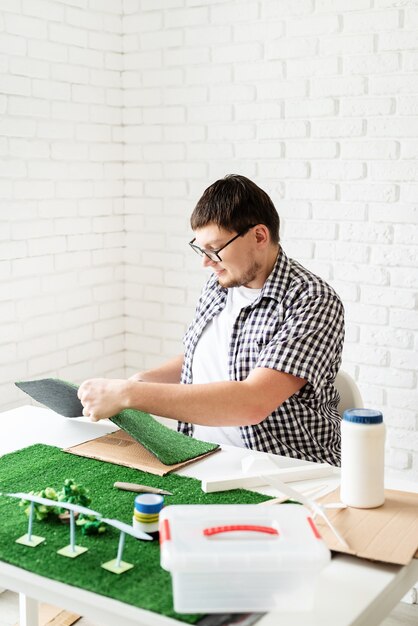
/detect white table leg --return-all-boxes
[19,593,39,626]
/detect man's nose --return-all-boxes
[202,254,218,268]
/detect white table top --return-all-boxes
[0,405,416,626]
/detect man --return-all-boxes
[78,175,344,465]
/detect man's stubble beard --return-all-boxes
[217,260,262,289]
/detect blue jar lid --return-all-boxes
[343,408,383,424]
[134,493,164,514]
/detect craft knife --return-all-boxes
[114,481,173,496]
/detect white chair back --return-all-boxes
[335,370,363,416]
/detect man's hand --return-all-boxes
[77,378,130,421]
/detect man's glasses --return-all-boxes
[189,225,256,263]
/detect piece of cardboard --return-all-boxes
[15,603,80,626]
[64,429,220,476]
[316,488,418,565]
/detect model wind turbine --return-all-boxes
[100,517,152,574]
[7,492,101,557]
[4,491,154,574]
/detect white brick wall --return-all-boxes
[0,0,124,410]
[1,0,417,481]
[122,0,417,482]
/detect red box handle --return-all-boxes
[159,518,171,544]
[203,524,279,537]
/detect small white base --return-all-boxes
[57,545,88,558]
[101,559,133,575]
[15,534,45,548]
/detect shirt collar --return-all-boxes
[259,247,291,303]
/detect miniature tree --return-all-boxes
[19,487,59,521]
[19,479,105,535]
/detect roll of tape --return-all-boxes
[134,493,164,514]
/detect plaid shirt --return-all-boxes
[178,249,345,466]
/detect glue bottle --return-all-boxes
[340,408,386,509]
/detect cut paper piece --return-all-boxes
[14,603,81,626]
[101,517,153,541]
[316,487,418,565]
[201,462,336,493]
[65,429,219,477]
[15,378,220,466]
[263,473,349,550]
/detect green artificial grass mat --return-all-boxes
[57,379,220,465]
[16,378,219,466]
[63,379,220,465]
[0,444,270,623]
[110,408,219,466]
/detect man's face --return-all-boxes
[193,224,262,289]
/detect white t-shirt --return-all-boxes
[192,285,261,447]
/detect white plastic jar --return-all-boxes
[340,408,386,509]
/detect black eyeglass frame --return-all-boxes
[189,224,257,263]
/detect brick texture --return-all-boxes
[0,0,125,413]
[1,0,417,481]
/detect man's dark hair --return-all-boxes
[190,174,280,244]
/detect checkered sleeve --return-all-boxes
[255,289,344,391]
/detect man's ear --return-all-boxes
[254,224,270,245]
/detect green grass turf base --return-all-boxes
[110,408,219,466]
[0,444,270,624]
[62,379,220,466]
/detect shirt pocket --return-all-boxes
[231,318,281,379]
[253,303,284,351]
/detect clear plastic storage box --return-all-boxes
[159,504,331,613]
